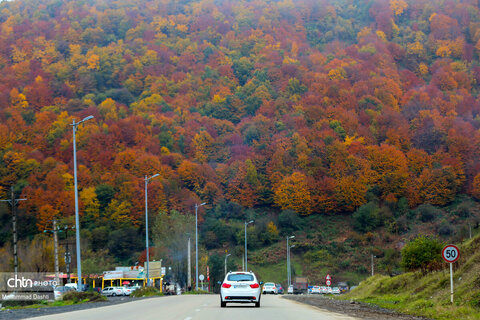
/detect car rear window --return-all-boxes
[227,274,254,281]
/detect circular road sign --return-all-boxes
[199,274,205,281]
[326,280,331,286]
[442,244,460,263]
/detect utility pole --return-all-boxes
[44,219,60,285]
[0,186,26,276]
[64,226,72,283]
[371,254,376,276]
[244,220,254,271]
[187,237,191,290]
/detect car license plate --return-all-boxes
[234,285,247,288]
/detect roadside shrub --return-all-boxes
[131,287,162,298]
[62,291,106,303]
[401,235,444,273]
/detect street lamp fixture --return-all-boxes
[244,220,254,271]
[145,173,160,285]
[71,115,94,291]
[224,253,231,278]
[195,202,206,291]
[286,235,295,286]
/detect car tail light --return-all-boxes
[222,283,231,288]
[250,283,260,288]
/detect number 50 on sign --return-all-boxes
[442,245,459,263]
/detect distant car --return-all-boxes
[101,286,124,296]
[65,283,89,291]
[311,286,321,294]
[327,287,333,294]
[338,282,349,293]
[53,286,75,300]
[332,287,340,294]
[287,285,294,294]
[276,284,284,294]
[320,286,328,294]
[220,271,262,308]
[262,282,277,294]
[121,286,134,296]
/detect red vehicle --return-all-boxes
[293,277,308,294]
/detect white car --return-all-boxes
[311,286,321,294]
[287,285,294,294]
[101,286,124,296]
[53,286,75,300]
[220,271,262,308]
[262,282,277,294]
[320,286,328,294]
[121,286,135,296]
[332,287,340,294]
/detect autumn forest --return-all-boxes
[1,0,480,283]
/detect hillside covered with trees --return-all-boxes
[1,0,480,285]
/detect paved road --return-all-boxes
[28,295,358,320]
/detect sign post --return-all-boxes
[441,244,459,303]
[325,274,332,287]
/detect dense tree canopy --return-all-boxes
[1,0,480,268]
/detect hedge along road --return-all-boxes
[27,295,358,320]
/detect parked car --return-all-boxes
[327,287,333,294]
[53,286,75,300]
[220,271,262,308]
[275,284,284,294]
[311,286,321,294]
[65,283,89,291]
[121,286,134,296]
[262,282,278,294]
[101,286,124,296]
[332,287,341,294]
[287,285,294,294]
[320,286,328,294]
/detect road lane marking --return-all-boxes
[184,317,192,320]
[195,308,201,312]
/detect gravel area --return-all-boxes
[283,295,432,320]
[0,296,144,320]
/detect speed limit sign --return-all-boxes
[442,245,460,263]
[326,280,331,286]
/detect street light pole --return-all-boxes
[286,235,295,286]
[71,115,93,291]
[224,253,231,278]
[145,173,160,286]
[289,244,295,286]
[195,202,206,291]
[244,220,254,271]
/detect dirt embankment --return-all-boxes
[283,295,432,320]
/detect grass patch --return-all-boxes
[2,291,106,310]
[182,289,210,295]
[62,291,107,303]
[338,234,480,320]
